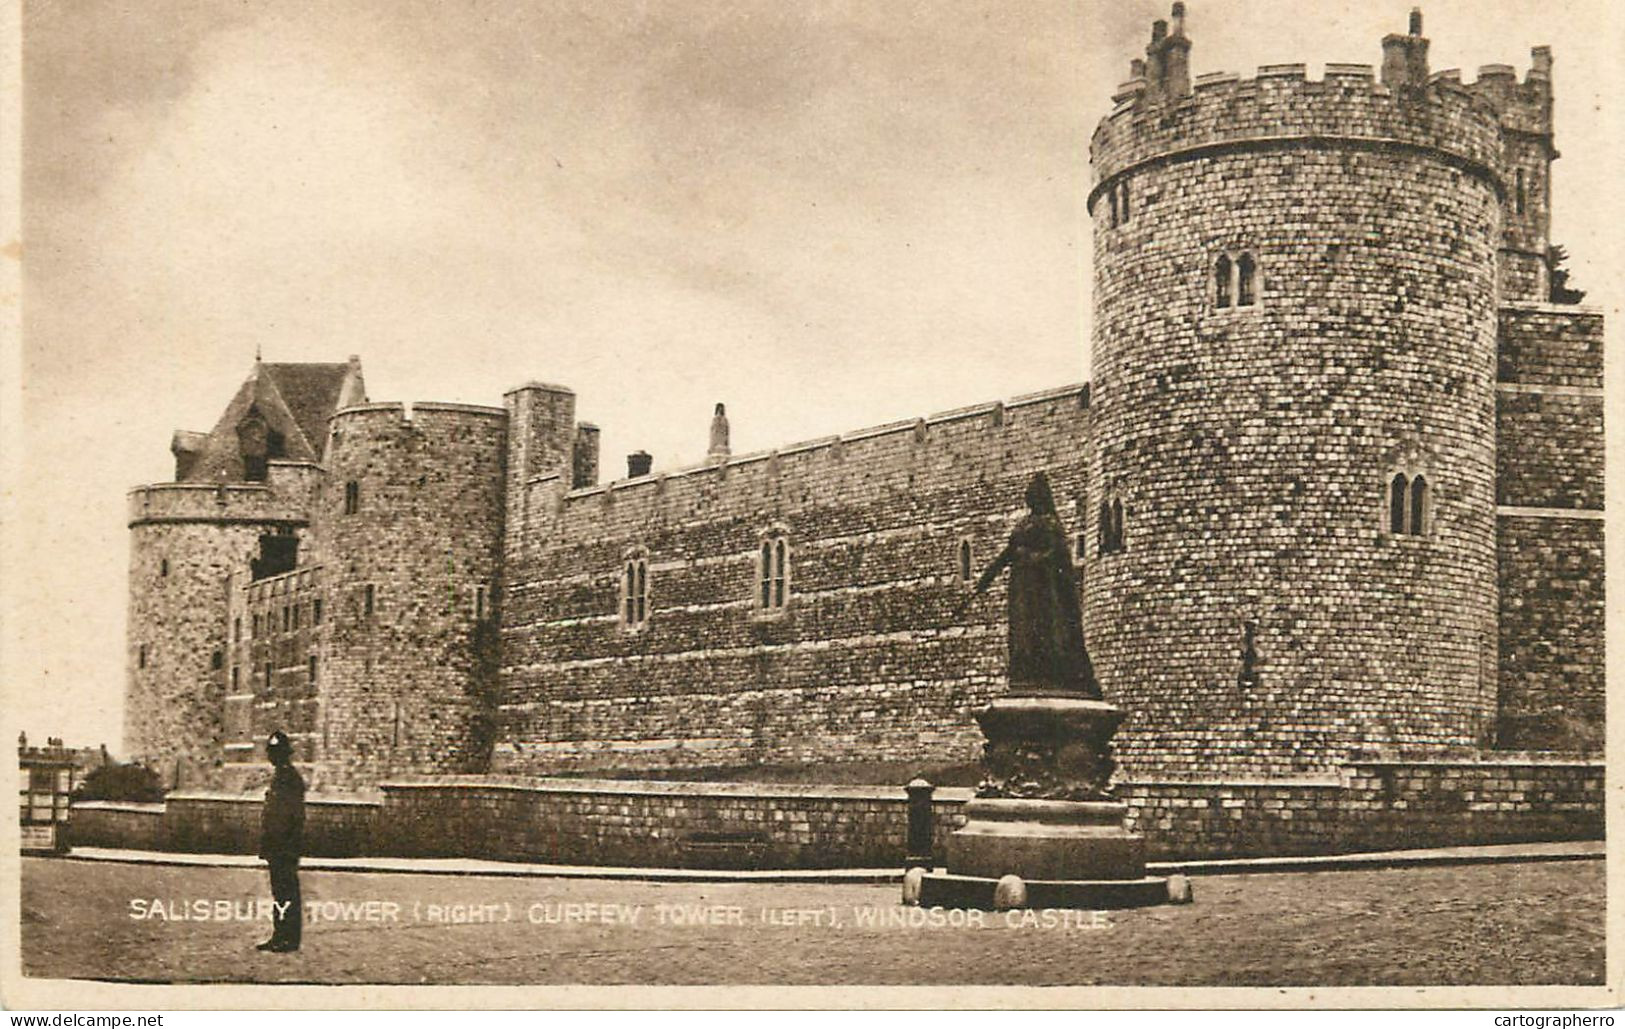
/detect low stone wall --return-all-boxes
[67,802,167,850]
[64,756,1600,868]
[373,777,974,869]
[1124,756,1602,860]
[69,792,381,858]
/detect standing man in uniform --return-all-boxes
[258,730,305,953]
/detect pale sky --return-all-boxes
[14,0,1621,750]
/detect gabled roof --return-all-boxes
[260,363,354,456]
[174,358,366,482]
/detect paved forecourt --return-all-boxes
[20,855,1603,986]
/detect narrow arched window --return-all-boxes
[1111,499,1125,552]
[1108,187,1119,228]
[1409,475,1427,536]
[1389,473,1409,534]
[773,539,788,608]
[757,534,790,612]
[1515,169,1526,215]
[620,558,649,628]
[343,481,360,515]
[160,558,169,577]
[1237,252,1256,306]
[1215,255,1233,308]
[957,539,973,583]
[1099,501,1112,555]
[1119,180,1130,224]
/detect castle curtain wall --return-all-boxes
[495,388,1092,776]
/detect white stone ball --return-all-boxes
[1166,874,1194,904]
[993,874,1027,910]
[901,867,926,906]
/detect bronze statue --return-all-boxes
[975,471,1100,698]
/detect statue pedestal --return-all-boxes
[917,694,1171,909]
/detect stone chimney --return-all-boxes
[708,403,731,459]
[572,423,600,489]
[1381,9,1430,90]
[1145,4,1191,103]
[627,451,653,478]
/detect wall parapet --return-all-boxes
[127,482,311,527]
[560,383,1089,503]
[1090,71,1505,201]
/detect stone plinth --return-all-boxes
[946,798,1144,880]
[917,694,1171,909]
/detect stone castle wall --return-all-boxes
[1494,304,1605,750]
[496,386,1092,776]
[125,474,315,789]
[1085,67,1503,775]
[305,402,508,788]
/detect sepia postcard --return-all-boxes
[3,0,1621,1011]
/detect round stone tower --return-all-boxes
[126,472,317,787]
[309,401,507,786]
[1084,8,1503,775]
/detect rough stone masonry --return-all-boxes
[124,7,1603,855]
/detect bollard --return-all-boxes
[904,777,936,870]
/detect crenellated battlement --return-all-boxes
[558,383,1089,506]
[328,401,507,454]
[1090,61,1505,204]
[127,464,319,527]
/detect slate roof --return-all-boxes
[174,359,365,482]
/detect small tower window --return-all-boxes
[291,603,301,630]
[282,605,291,632]
[621,557,649,628]
[233,617,241,643]
[757,533,790,612]
[1215,255,1233,308]
[1389,473,1409,534]
[138,645,147,669]
[1237,252,1256,306]
[1108,187,1119,228]
[1119,180,1130,224]
[211,650,223,671]
[308,655,318,686]
[264,661,273,689]
[1099,498,1126,554]
[1515,169,1526,215]
[474,586,487,622]
[344,481,360,516]
[159,558,169,578]
[363,584,376,616]
[313,598,323,626]
[957,539,973,583]
[1409,475,1427,536]
[232,666,239,690]
[252,613,261,638]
